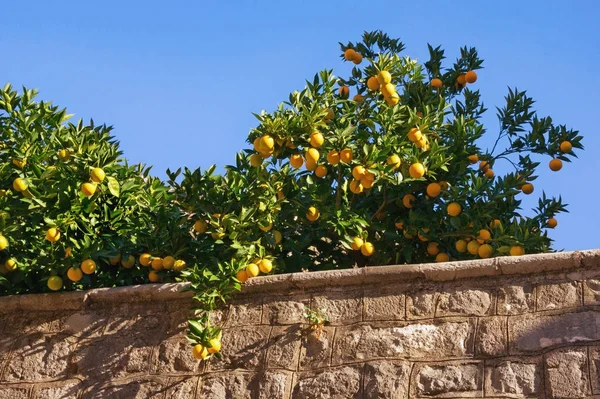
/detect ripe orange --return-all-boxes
[418,228,430,242]
[148,271,162,282]
[427,242,440,256]
[45,227,61,243]
[310,132,324,148]
[339,86,350,99]
[327,150,340,165]
[467,240,480,255]
[361,242,374,256]
[386,154,401,169]
[47,276,63,291]
[477,229,491,244]
[510,246,525,256]
[81,259,96,274]
[349,180,364,194]
[315,165,328,178]
[305,159,317,171]
[258,259,273,273]
[236,269,249,283]
[259,220,273,232]
[367,76,380,91]
[121,255,135,269]
[381,83,396,97]
[457,74,467,86]
[350,236,364,251]
[377,71,392,85]
[352,165,366,180]
[344,48,357,61]
[290,154,304,169]
[435,253,450,262]
[426,183,441,198]
[352,53,363,65]
[259,135,275,152]
[521,183,534,195]
[173,260,187,271]
[478,244,494,259]
[489,219,501,228]
[485,169,495,179]
[12,177,28,192]
[194,220,208,234]
[58,149,71,161]
[340,148,353,163]
[139,253,152,267]
[439,181,449,190]
[465,70,477,83]
[394,221,404,230]
[192,344,209,360]
[384,93,400,106]
[547,218,558,228]
[246,263,260,277]
[109,254,121,265]
[0,235,9,251]
[151,257,164,271]
[402,194,416,208]
[306,148,320,163]
[249,154,262,167]
[431,78,443,89]
[306,206,320,222]
[273,230,282,244]
[67,267,83,282]
[208,338,222,354]
[81,182,97,197]
[415,138,427,149]
[468,154,479,164]
[253,137,261,151]
[455,239,468,253]
[5,258,17,272]
[360,177,374,189]
[163,256,175,270]
[549,159,562,171]
[560,141,572,153]
[90,167,105,183]
[479,161,490,172]
[407,128,423,142]
[447,202,462,217]
[409,163,425,179]
[353,94,365,103]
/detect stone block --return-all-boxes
[545,347,590,398]
[436,288,492,317]
[207,326,270,371]
[33,380,82,398]
[584,279,600,305]
[153,337,202,374]
[407,291,437,319]
[226,299,263,327]
[363,360,411,399]
[198,372,254,399]
[82,376,166,398]
[332,320,474,365]
[475,316,507,356]
[266,325,302,370]
[263,295,309,325]
[484,358,541,397]
[312,290,362,325]
[587,346,600,394]
[257,370,293,399]
[3,333,76,382]
[103,311,166,344]
[62,311,108,338]
[536,282,582,311]
[363,288,405,321]
[414,362,483,398]
[497,285,535,315]
[0,386,30,399]
[299,326,335,370]
[164,377,199,399]
[292,366,361,398]
[509,311,600,354]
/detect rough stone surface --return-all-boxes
[83,377,166,398]
[292,366,361,399]
[545,348,590,398]
[415,362,483,398]
[267,325,302,370]
[164,377,199,399]
[263,296,309,325]
[485,359,540,397]
[363,288,405,321]
[475,316,507,356]
[407,291,437,319]
[154,337,202,374]
[33,380,82,398]
[258,371,292,399]
[497,285,535,315]
[584,278,600,305]
[536,281,582,311]
[207,326,270,371]
[0,387,30,399]
[363,360,411,399]
[312,290,362,325]
[226,299,263,327]
[436,289,492,317]
[589,346,600,394]
[198,373,253,399]
[299,326,334,370]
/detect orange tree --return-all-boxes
[176,31,583,359]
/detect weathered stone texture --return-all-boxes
[299,326,334,370]
[536,281,582,311]
[485,358,541,397]
[263,296,309,325]
[207,326,270,371]
[312,290,362,325]
[436,289,492,317]
[407,291,437,319]
[292,366,361,399]
[363,360,411,399]
[267,325,302,370]
[545,348,590,398]
[475,316,507,356]
[415,362,483,398]
[363,288,405,321]
[497,285,535,315]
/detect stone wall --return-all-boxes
[0,250,599,398]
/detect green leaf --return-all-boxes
[106,176,120,197]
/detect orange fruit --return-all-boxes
[349,180,364,194]
[151,257,164,271]
[467,240,480,255]
[510,246,525,256]
[426,183,441,198]
[560,141,572,153]
[81,259,96,274]
[249,154,262,167]
[490,219,502,228]
[162,256,175,270]
[353,94,365,103]
[12,177,28,192]
[259,220,273,232]
[310,132,324,148]
[386,154,401,169]
[344,48,357,61]
[81,182,97,197]
[338,86,350,98]
[236,269,249,283]
[67,267,83,282]
[109,254,122,265]
[148,271,162,282]
[521,183,534,195]
[360,242,374,256]
[468,154,479,164]
[139,253,152,267]
[402,194,416,208]
[367,76,380,91]
[4,258,16,272]
[409,163,425,179]
[208,338,222,354]
[350,236,364,251]
[273,230,282,244]
[549,159,562,171]
[306,148,320,163]
[457,74,467,86]
[479,161,490,172]
[45,228,61,243]
[381,83,396,97]
[447,202,462,217]
[259,135,275,152]
[306,206,320,222]
[340,148,353,163]
[384,92,400,106]
[47,276,63,291]
[290,154,304,169]
[478,244,494,259]
[360,177,374,189]
[194,220,207,233]
[58,149,71,161]
[258,259,273,273]
[435,253,449,262]
[455,239,468,253]
[192,344,209,360]
[415,138,427,149]
[352,53,363,65]
[315,165,328,178]
[305,159,317,171]
[121,255,135,269]
[90,167,105,183]
[485,169,495,179]
[418,229,430,242]
[407,128,423,142]
[431,78,443,89]
[394,221,404,230]
[547,218,558,228]
[352,165,366,180]
[439,181,449,190]
[427,242,440,256]
[173,259,187,271]
[465,70,477,83]
[253,137,261,151]
[246,263,260,277]
[477,229,491,244]
[327,150,340,165]
[377,70,392,85]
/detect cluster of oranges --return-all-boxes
[366,70,400,106]
[235,258,273,283]
[192,334,222,360]
[350,236,375,256]
[430,70,478,90]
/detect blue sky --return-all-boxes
[2,1,598,251]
